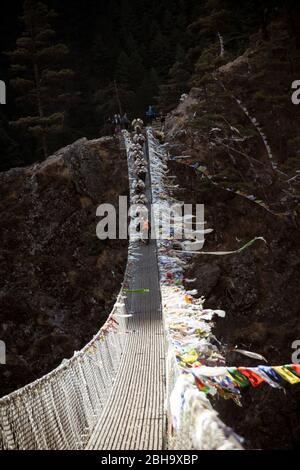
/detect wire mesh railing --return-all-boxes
[147,128,243,450]
[0,135,135,450]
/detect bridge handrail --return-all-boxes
[0,135,134,450]
[147,128,243,450]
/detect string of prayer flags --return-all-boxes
[192,162,291,217]
[147,129,300,416]
[115,314,133,318]
[237,367,264,387]
[175,236,266,256]
[273,366,300,384]
[287,364,300,377]
[233,348,267,362]
[227,368,250,388]
[253,367,283,389]
[185,278,197,283]
[179,350,199,365]
[186,364,300,399]
[258,365,283,383]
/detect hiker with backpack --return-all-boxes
[146,105,157,124]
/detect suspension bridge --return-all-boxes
[0,129,168,451]
[0,128,243,450]
[87,135,165,450]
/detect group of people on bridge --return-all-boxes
[106,105,164,135]
[128,124,151,244]
[106,113,130,134]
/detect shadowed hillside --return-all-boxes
[0,137,128,397]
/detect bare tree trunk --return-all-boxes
[217,32,225,57]
[30,16,48,159]
[202,83,208,102]
[114,79,123,116]
[33,63,48,159]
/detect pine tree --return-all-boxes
[0,111,22,171]
[159,60,190,112]
[7,0,74,159]
[149,30,174,79]
[92,34,115,79]
[94,81,135,119]
[120,0,136,38]
[158,42,192,112]
[116,49,145,91]
[129,50,145,86]
[136,68,160,114]
[191,44,220,100]
[116,50,132,87]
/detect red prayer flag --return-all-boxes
[237,367,264,387]
[289,364,300,377]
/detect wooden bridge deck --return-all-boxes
[86,140,166,450]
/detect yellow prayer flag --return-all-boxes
[181,351,198,364]
[273,366,300,384]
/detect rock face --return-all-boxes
[164,20,300,218]
[0,137,128,397]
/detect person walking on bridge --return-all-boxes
[121,113,130,130]
[113,113,121,134]
[133,133,146,147]
[141,217,151,245]
[137,166,147,183]
[132,118,144,133]
[146,105,156,124]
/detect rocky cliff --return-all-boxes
[0,136,128,397]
